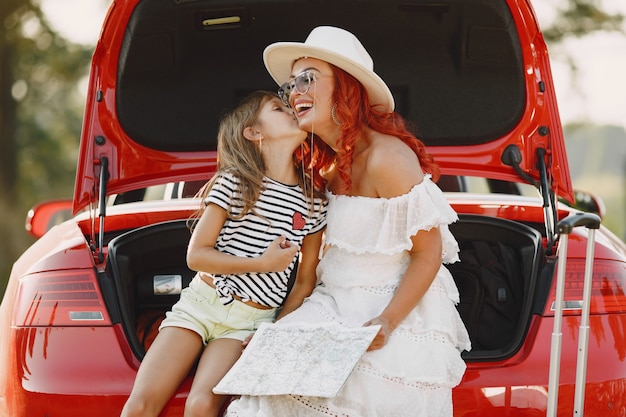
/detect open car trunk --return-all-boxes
[105,215,544,361]
[116,0,525,153]
[84,0,570,214]
[106,221,196,357]
[91,0,556,365]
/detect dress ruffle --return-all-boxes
[324,175,460,263]
[225,174,470,417]
[281,265,471,382]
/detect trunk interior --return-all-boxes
[117,0,525,153]
[104,214,545,361]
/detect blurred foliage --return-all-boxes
[540,0,625,77]
[1,0,625,296]
[1,1,92,198]
[0,0,93,292]
[542,0,624,42]
[563,123,626,239]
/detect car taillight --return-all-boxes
[12,270,112,326]
[545,259,626,316]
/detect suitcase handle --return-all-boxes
[548,211,601,417]
[557,212,601,234]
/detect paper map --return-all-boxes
[213,322,380,398]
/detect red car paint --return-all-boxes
[1,0,625,416]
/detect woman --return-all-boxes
[225,27,471,416]
[120,91,332,417]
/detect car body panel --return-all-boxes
[72,0,218,214]
[455,314,626,416]
[2,0,625,416]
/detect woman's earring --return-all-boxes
[331,103,342,126]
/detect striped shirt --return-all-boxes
[206,171,327,308]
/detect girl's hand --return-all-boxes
[363,316,394,351]
[260,235,299,272]
[242,332,255,349]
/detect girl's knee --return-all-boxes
[185,392,227,417]
[121,397,152,417]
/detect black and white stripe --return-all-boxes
[206,172,326,307]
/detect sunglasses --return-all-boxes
[278,70,317,107]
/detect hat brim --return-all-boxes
[264,42,395,112]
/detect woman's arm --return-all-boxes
[363,133,442,350]
[365,228,442,350]
[276,229,324,319]
[186,203,298,274]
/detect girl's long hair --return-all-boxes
[189,91,334,230]
[330,65,440,192]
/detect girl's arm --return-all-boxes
[186,203,298,274]
[276,229,324,319]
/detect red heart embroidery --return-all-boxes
[292,212,306,230]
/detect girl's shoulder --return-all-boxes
[205,170,244,199]
[210,169,243,188]
[215,168,239,180]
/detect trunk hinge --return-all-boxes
[93,155,109,264]
[502,139,557,255]
[536,147,557,255]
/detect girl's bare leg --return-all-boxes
[184,337,244,417]
[120,327,204,417]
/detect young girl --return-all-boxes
[120,91,333,417]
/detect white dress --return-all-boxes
[225,175,471,417]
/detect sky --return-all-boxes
[39,0,626,131]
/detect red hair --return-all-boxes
[330,65,440,192]
[294,132,335,193]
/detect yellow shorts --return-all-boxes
[159,274,276,344]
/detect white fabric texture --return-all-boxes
[226,176,471,417]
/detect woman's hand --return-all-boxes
[363,316,395,351]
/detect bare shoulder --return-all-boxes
[367,133,424,198]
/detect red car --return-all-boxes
[1,0,625,415]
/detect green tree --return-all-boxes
[542,0,624,42]
[539,0,624,80]
[1,0,92,199]
[0,0,93,289]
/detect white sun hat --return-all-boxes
[263,26,395,112]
